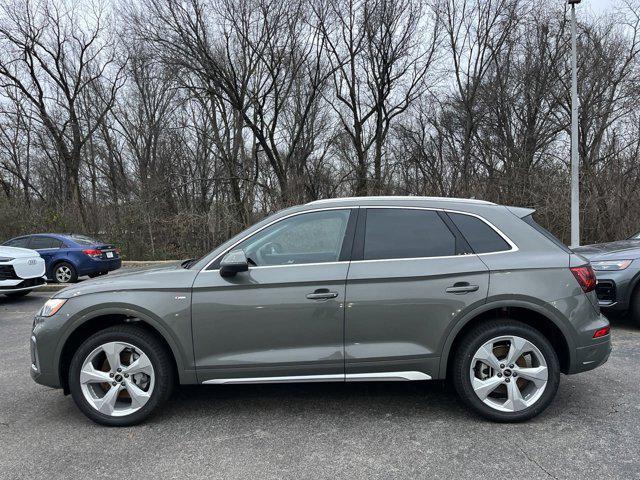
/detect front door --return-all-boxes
[192,208,357,383]
[345,207,490,379]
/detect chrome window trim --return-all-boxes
[200,206,355,272]
[200,204,518,272]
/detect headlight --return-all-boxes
[38,299,67,317]
[0,257,14,262]
[591,259,633,271]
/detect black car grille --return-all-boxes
[0,265,19,280]
[595,280,616,304]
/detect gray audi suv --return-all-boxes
[30,197,611,425]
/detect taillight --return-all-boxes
[83,249,102,258]
[593,326,610,338]
[570,265,597,293]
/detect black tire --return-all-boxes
[53,261,78,283]
[68,325,175,426]
[452,319,560,422]
[4,290,30,298]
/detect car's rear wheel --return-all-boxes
[53,262,77,283]
[68,325,174,426]
[452,320,560,422]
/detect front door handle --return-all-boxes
[446,282,479,294]
[306,289,339,300]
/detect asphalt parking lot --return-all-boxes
[1,293,638,479]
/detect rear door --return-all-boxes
[344,207,490,380]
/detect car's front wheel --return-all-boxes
[69,325,174,426]
[53,262,77,283]
[452,320,560,422]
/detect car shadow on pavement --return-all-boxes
[160,381,484,425]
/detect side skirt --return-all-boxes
[202,371,431,385]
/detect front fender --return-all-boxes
[53,298,197,386]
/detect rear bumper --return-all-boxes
[569,338,612,374]
[568,313,612,374]
[76,257,121,276]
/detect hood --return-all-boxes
[0,246,40,259]
[53,264,196,299]
[573,240,640,261]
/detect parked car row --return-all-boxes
[1,233,121,297]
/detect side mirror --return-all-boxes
[219,250,249,278]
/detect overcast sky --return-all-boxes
[587,0,616,14]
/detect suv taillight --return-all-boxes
[570,265,597,293]
[83,249,102,258]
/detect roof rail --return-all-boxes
[306,196,495,206]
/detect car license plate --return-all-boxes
[106,252,114,258]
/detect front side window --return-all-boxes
[448,212,511,254]
[233,209,352,267]
[5,237,30,248]
[29,236,62,249]
[363,209,456,260]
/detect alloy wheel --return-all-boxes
[56,265,72,283]
[79,341,155,417]
[469,335,548,413]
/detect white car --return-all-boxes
[0,246,46,298]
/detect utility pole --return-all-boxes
[569,0,581,247]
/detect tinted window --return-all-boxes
[5,237,30,248]
[235,209,351,267]
[448,212,511,254]
[364,209,455,260]
[30,236,62,249]
[522,214,571,253]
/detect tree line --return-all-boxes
[1,0,639,259]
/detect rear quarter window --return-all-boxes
[447,212,511,254]
[522,215,572,253]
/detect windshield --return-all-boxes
[68,234,104,246]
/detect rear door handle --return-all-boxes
[306,289,339,300]
[445,282,479,294]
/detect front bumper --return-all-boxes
[30,313,64,389]
[593,267,640,312]
[0,276,46,293]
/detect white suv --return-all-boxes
[0,246,46,298]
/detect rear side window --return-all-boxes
[5,237,30,248]
[448,212,511,254]
[364,209,456,260]
[522,215,571,253]
[29,236,63,249]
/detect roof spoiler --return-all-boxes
[506,206,536,218]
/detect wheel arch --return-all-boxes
[57,306,194,394]
[439,300,575,378]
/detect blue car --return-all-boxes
[2,234,121,283]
